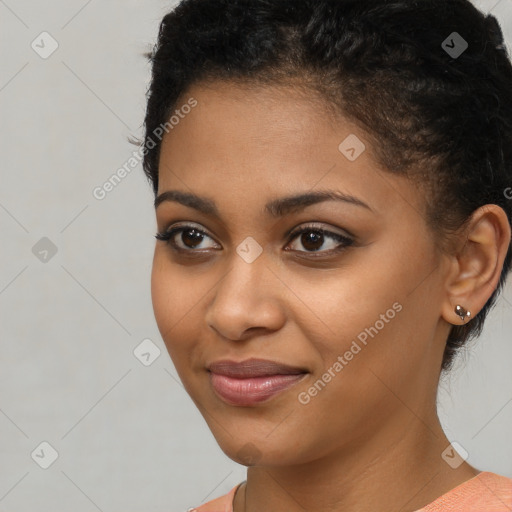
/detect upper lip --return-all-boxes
[208,358,307,378]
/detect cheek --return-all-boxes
[150,252,172,336]
[150,251,197,360]
[293,243,429,378]
[300,279,404,377]
[286,255,403,342]
[306,260,439,411]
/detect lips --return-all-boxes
[208,358,307,377]
[207,358,308,406]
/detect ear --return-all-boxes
[441,204,511,326]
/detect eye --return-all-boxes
[285,223,354,255]
[155,223,220,252]
[155,222,354,256]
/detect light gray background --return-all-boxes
[0,1,511,511]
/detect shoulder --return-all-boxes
[419,471,512,512]
[189,482,243,512]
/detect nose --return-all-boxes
[204,251,286,342]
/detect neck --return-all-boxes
[234,411,478,512]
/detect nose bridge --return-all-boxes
[220,233,272,296]
[205,244,284,340]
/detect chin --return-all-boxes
[215,434,305,467]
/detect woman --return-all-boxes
[138,0,512,510]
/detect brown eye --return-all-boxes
[176,228,206,249]
[155,222,354,257]
[155,224,220,251]
[298,230,325,252]
[286,225,354,255]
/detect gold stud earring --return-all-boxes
[455,305,471,323]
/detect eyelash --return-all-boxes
[155,223,354,257]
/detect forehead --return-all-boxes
[160,80,362,179]
[157,80,425,221]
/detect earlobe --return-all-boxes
[454,304,471,324]
[441,204,511,326]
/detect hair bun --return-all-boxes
[485,14,506,50]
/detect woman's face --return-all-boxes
[151,80,452,467]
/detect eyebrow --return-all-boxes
[154,189,374,217]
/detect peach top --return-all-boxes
[190,471,512,512]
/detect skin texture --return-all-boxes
[151,80,511,512]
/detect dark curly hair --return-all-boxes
[135,0,512,372]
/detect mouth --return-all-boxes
[207,358,308,406]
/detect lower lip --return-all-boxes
[209,372,307,406]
